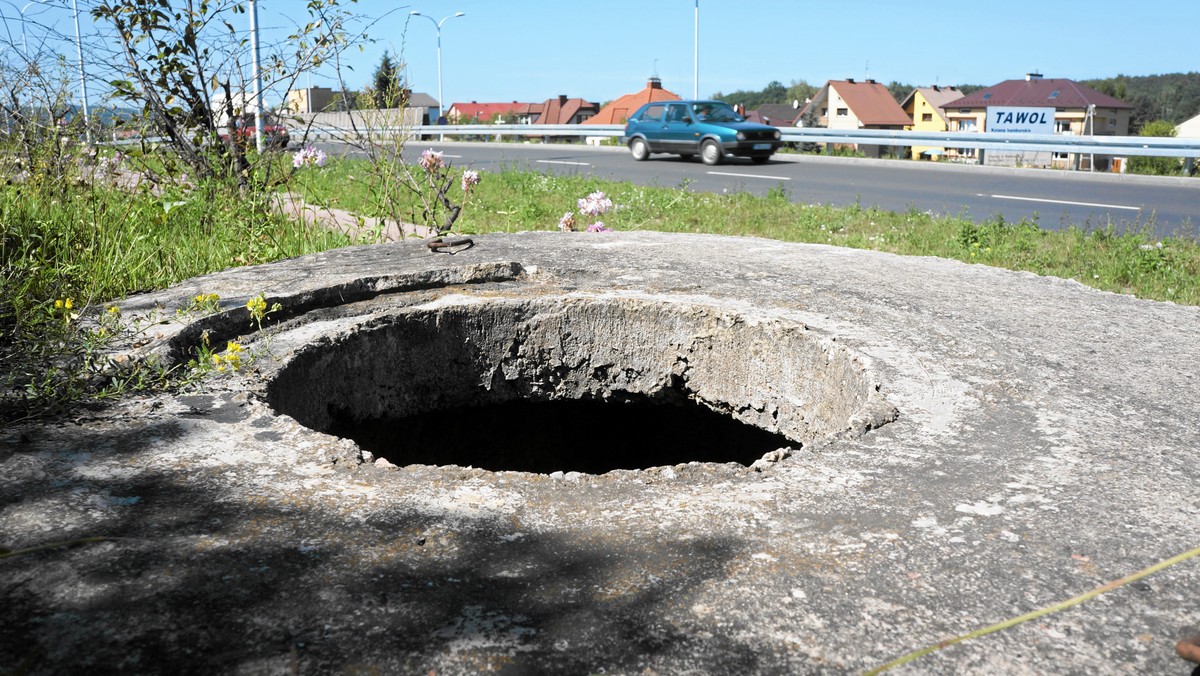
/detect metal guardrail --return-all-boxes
[115,123,1200,159]
[290,124,1200,159]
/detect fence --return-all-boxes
[288,123,1200,161]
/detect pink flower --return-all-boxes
[418,148,444,172]
[461,169,480,191]
[292,146,327,168]
[587,221,611,233]
[576,190,613,217]
[558,212,576,232]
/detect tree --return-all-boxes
[712,80,788,110]
[885,81,914,104]
[1127,120,1182,176]
[90,0,359,188]
[785,80,818,106]
[370,51,404,109]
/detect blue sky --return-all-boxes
[11,1,1199,109]
[289,0,1200,106]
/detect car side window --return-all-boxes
[667,105,688,122]
[641,105,664,123]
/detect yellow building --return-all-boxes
[900,86,962,160]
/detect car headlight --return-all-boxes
[736,131,746,141]
[773,130,781,140]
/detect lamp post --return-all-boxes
[693,0,698,100]
[0,0,50,57]
[70,0,89,143]
[410,10,465,130]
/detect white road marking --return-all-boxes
[442,154,463,159]
[537,159,591,166]
[981,193,1140,211]
[707,171,790,181]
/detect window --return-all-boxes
[922,113,933,122]
[1053,120,1071,160]
[641,105,664,122]
[836,107,849,117]
[982,93,992,101]
[1049,90,1060,100]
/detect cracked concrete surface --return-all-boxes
[2,231,1199,674]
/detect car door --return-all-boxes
[632,104,668,151]
[661,103,696,152]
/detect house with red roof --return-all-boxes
[802,79,912,157]
[941,73,1132,169]
[583,78,681,126]
[533,95,599,125]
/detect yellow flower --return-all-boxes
[64,298,74,310]
[226,341,243,353]
[107,306,120,316]
[54,299,64,309]
[246,295,267,318]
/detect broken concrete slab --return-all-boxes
[3,231,1199,674]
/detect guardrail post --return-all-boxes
[1186,157,1196,177]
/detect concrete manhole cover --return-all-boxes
[265,296,897,474]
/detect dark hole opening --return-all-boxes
[328,397,795,474]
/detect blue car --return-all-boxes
[623,100,782,165]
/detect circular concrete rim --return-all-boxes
[262,294,898,472]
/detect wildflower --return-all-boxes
[558,212,576,232]
[418,148,444,172]
[292,146,327,169]
[226,341,243,353]
[461,169,480,192]
[106,305,120,317]
[246,295,268,321]
[587,222,611,233]
[577,190,613,217]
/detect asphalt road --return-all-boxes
[322,140,1199,240]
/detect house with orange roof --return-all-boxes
[583,77,682,126]
[803,78,912,157]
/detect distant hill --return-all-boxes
[1081,72,1200,132]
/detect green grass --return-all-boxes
[0,167,351,423]
[292,158,1200,306]
[3,148,1198,424]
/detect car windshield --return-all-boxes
[691,102,742,122]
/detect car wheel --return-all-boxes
[629,137,649,161]
[751,156,769,164]
[700,140,723,165]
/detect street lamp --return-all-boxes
[693,0,698,99]
[0,0,51,57]
[410,10,465,127]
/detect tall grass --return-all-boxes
[293,160,1200,306]
[0,163,351,423]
